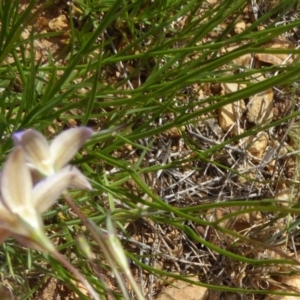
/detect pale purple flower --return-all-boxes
[0,147,86,249]
[13,127,93,190]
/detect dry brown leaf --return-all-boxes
[67,119,78,127]
[164,126,184,137]
[48,15,69,31]
[267,251,300,299]
[256,39,296,65]
[219,101,245,132]
[247,132,268,159]
[233,53,252,65]
[219,83,246,133]
[269,39,294,49]
[221,82,247,94]
[266,275,300,300]
[275,190,290,205]
[256,53,292,65]
[155,277,208,300]
[223,46,252,66]
[246,89,273,124]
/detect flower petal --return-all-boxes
[1,147,32,213]
[0,202,17,233]
[18,206,43,231]
[0,198,41,238]
[0,148,42,236]
[64,166,92,190]
[33,167,78,213]
[50,127,93,170]
[13,129,53,175]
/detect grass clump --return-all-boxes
[1,0,300,299]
